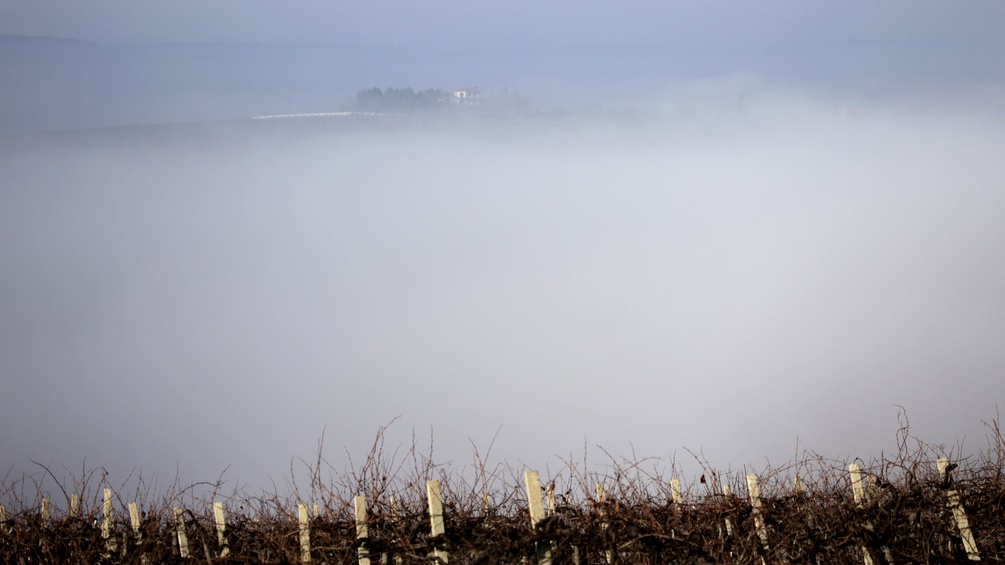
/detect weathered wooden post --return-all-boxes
[849,464,867,505]
[355,495,372,565]
[213,502,230,558]
[722,483,735,537]
[128,502,141,538]
[670,477,683,544]
[128,502,149,563]
[298,503,312,563]
[849,463,893,564]
[747,474,769,560]
[716,481,737,562]
[523,470,553,565]
[849,463,876,565]
[938,458,980,561]
[852,464,892,558]
[102,488,118,556]
[38,497,53,559]
[793,474,817,532]
[173,507,190,558]
[427,480,448,563]
[671,479,683,509]
[70,494,81,518]
[849,464,867,504]
[391,495,404,565]
[597,483,614,564]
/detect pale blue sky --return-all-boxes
[3,0,1004,48]
[3,0,1004,132]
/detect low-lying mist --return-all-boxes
[2,90,1004,493]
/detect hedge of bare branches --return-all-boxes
[3,415,1004,564]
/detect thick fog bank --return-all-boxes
[2,97,1004,493]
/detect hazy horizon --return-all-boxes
[3,23,1004,135]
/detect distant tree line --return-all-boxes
[349,87,448,113]
[340,86,532,115]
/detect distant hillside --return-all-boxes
[0,39,500,134]
[3,35,999,133]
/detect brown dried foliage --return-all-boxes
[2,414,1004,563]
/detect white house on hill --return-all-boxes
[453,87,481,106]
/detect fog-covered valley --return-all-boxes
[3,97,1005,490]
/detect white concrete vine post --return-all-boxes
[174,507,190,558]
[722,483,734,538]
[849,463,893,565]
[523,470,553,565]
[103,488,118,556]
[597,483,613,564]
[128,502,141,547]
[129,502,150,564]
[213,502,230,558]
[355,495,371,565]
[298,503,312,563]
[938,458,980,561]
[746,475,769,552]
[427,480,448,564]
[849,463,876,565]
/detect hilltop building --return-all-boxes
[453,87,481,106]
